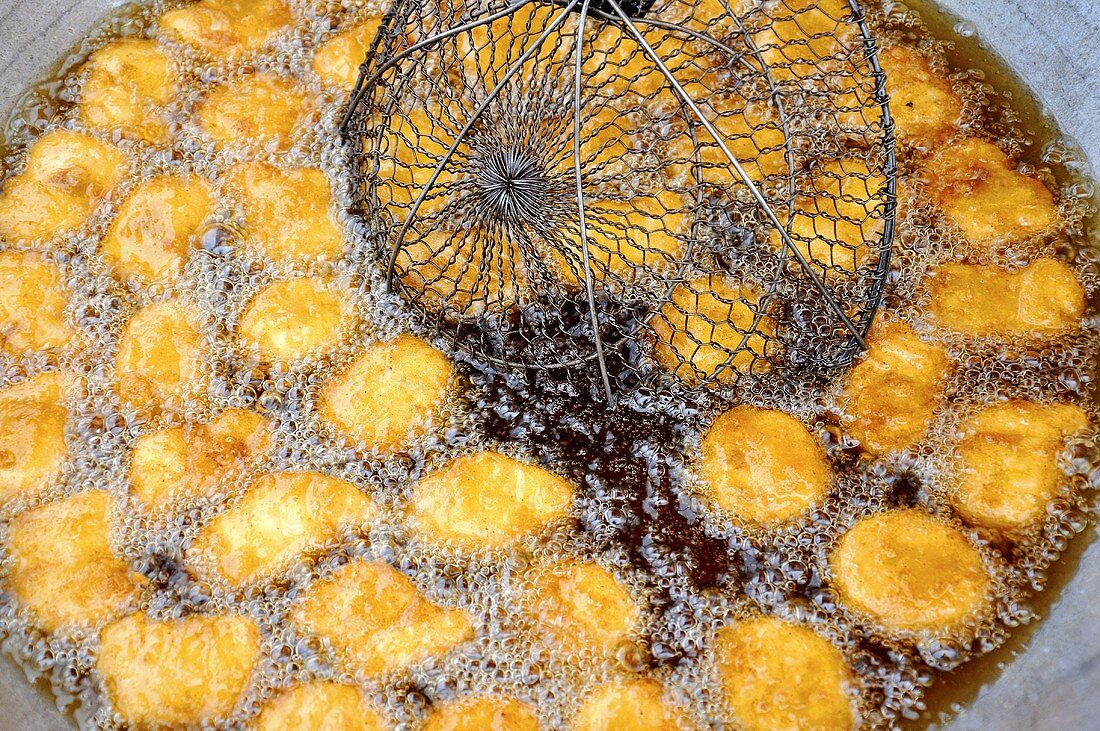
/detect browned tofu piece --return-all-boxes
[101,175,215,283]
[0,250,74,355]
[0,130,128,243]
[190,471,378,586]
[319,335,454,453]
[527,558,639,656]
[407,451,574,549]
[313,16,384,90]
[699,406,830,524]
[422,695,539,731]
[7,491,146,631]
[253,682,388,731]
[80,39,177,144]
[0,373,73,505]
[650,275,775,387]
[923,138,1059,248]
[160,0,293,60]
[715,616,856,731]
[197,74,315,152]
[927,259,1084,336]
[841,320,949,456]
[830,510,991,633]
[880,46,964,150]
[574,679,692,731]
[951,401,1089,534]
[97,612,261,727]
[224,162,345,263]
[238,278,352,363]
[751,0,860,82]
[115,300,208,410]
[129,408,274,508]
[294,560,473,677]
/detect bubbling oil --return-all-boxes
[0,0,1097,729]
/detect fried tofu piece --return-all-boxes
[238,278,351,363]
[422,695,539,731]
[130,408,273,508]
[190,471,377,586]
[841,320,949,456]
[574,679,691,731]
[544,191,689,288]
[665,99,788,186]
[116,300,208,410]
[80,39,177,144]
[375,107,459,213]
[407,451,573,549]
[293,560,474,677]
[0,251,73,355]
[320,335,454,453]
[528,559,639,656]
[699,406,830,524]
[7,491,146,632]
[160,0,293,60]
[0,130,128,243]
[951,401,1089,534]
[197,74,314,152]
[101,175,215,283]
[313,16,383,90]
[714,616,855,731]
[880,46,963,150]
[225,163,345,262]
[651,275,775,387]
[253,682,388,731]
[830,510,991,633]
[0,373,72,505]
[773,158,886,273]
[751,0,859,82]
[922,138,1058,248]
[927,259,1084,336]
[97,612,261,727]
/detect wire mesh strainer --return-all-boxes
[342,0,896,404]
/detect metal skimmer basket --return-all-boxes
[342,0,896,404]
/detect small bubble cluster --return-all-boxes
[0,0,1096,729]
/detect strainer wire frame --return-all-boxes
[342,0,897,404]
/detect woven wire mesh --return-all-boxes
[343,0,895,401]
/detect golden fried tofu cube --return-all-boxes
[772,158,886,273]
[313,16,383,90]
[0,250,73,355]
[650,275,775,387]
[116,300,208,410]
[665,99,788,187]
[320,335,454,453]
[528,559,639,656]
[97,612,261,727]
[224,162,345,262]
[922,138,1058,248]
[253,682,388,731]
[7,491,146,632]
[160,0,293,60]
[80,39,177,144]
[0,130,128,243]
[927,259,1084,337]
[422,695,539,731]
[238,278,351,363]
[0,373,72,505]
[830,510,991,633]
[699,406,830,524]
[130,408,273,507]
[293,560,474,677]
[407,451,573,549]
[574,679,691,731]
[752,0,859,82]
[714,616,855,731]
[841,320,949,456]
[374,107,459,213]
[197,74,314,152]
[952,401,1089,534]
[880,46,963,150]
[190,471,378,586]
[101,175,215,283]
